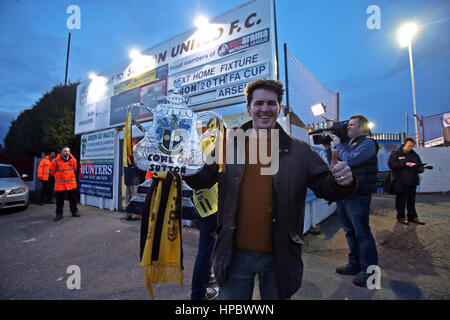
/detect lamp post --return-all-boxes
[398,23,419,142]
[65,32,71,85]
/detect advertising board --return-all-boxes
[74,0,277,135]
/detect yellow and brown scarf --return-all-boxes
[139,171,183,299]
[123,112,133,167]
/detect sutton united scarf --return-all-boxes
[139,171,183,299]
[123,112,133,167]
[189,117,224,218]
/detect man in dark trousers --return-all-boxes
[37,151,56,205]
[183,79,356,300]
[388,138,426,225]
[331,115,379,288]
[49,146,80,221]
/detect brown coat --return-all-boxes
[184,121,355,299]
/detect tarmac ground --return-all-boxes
[0,192,448,300]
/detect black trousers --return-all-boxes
[55,189,78,217]
[395,185,418,220]
[40,178,54,203]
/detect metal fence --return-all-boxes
[284,44,339,126]
[406,111,449,145]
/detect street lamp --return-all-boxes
[398,22,419,142]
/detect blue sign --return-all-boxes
[79,160,114,199]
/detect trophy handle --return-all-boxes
[196,111,223,142]
[131,119,146,134]
[127,102,154,134]
[127,102,153,115]
[196,111,222,120]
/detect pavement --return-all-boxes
[0,193,449,300]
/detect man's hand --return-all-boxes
[331,134,341,146]
[406,162,417,167]
[330,149,353,186]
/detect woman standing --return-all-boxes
[388,138,426,225]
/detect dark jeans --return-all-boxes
[219,248,278,300]
[337,195,379,271]
[55,189,78,217]
[395,185,418,220]
[40,178,54,203]
[191,213,217,300]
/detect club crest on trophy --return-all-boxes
[124,82,223,176]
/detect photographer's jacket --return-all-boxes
[336,134,378,195]
[388,147,423,186]
[184,121,355,299]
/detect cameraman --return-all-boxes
[331,115,379,288]
[387,138,426,225]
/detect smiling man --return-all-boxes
[246,84,280,130]
[183,79,356,300]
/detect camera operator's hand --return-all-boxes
[330,149,354,186]
[331,134,341,146]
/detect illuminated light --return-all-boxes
[194,16,214,42]
[195,15,209,30]
[87,73,107,103]
[368,122,375,129]
[398,23,418,47]
[311,103,326,116]
[129,49,141,61]
[128,49,157,75]
[88,73,106,83]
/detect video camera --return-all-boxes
[417,163,434,170]
[309,120,349,145]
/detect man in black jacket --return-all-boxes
[183,79,356,300]
[331,115,379,288]
[388,138,426,225]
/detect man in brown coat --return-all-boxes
[184,79,356,300]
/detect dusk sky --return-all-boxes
[1,0,449,144]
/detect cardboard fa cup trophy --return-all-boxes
[129,83,222,176]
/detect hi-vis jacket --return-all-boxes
[37,156,52,181]
[50,154,77,191]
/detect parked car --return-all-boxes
[0,164,30,210]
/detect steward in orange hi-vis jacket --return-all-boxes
[37,156,52,181]
[38,152,56,205]
[50,146,80,221]
[50,154,77,191]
